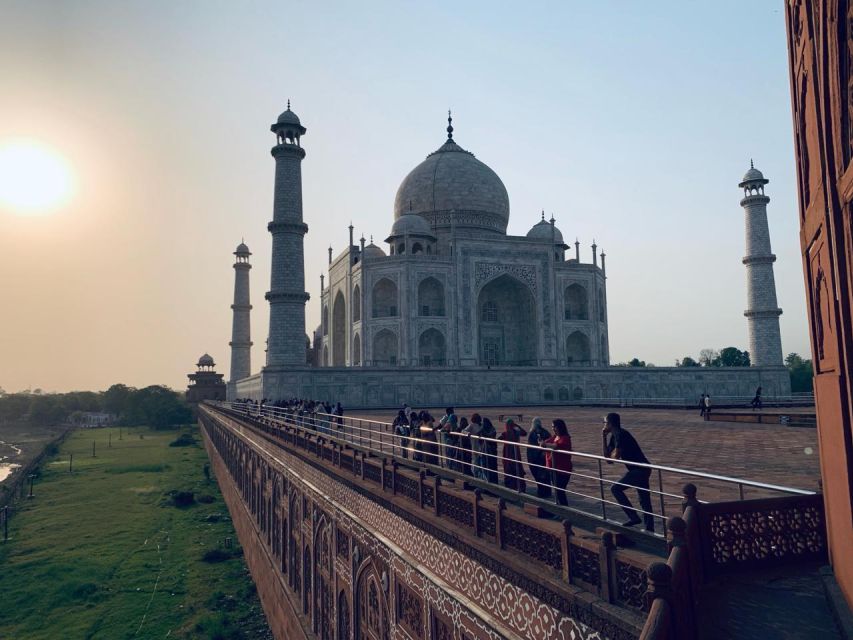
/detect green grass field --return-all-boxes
[0,425,271,640]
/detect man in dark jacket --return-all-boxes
[603,412,655,532]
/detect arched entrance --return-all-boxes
[418,328,446,366]
[566,331,591,366]
[355,564,388,640]
[315,521,333,640]
[333,291,346,366]
[372,329,398,366]
[477,274,537,366]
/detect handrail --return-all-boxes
[234,402,814,498]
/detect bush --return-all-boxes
[44,443,60,457]
[169,433,195,447]
[170,491,195,507]
[197,494,215,504]
[202,549,232,563]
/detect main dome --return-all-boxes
[393,139,509,235]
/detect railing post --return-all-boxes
[667,516,687,554]
[495,499,506,549]
[681,483,699,512]
[598,458,607,520]
[644,561,673,612]
[418,470,426,509]
[360,452,366,481]
[391,460,398,495]
[560,519,573,582]
[599,530,615,602]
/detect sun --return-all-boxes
[0,140,75,215]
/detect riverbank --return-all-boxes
[0,424,271,639]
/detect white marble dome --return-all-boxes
[363,242,386,258]
[393,138,509,234]
[526,217,564,243]
[198,353,215,367]
[389,213,434,238]
[740,163,768,186]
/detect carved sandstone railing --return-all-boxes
[209,405,654,622]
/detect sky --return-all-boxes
[0,1,810,393]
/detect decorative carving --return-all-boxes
[474,262,537,294]
[394,474,419,502]
[397,582,424,639]
[614,561,646,611]
[570,545,600,587]
[477,506,496,538]
[363,461,382,484]
[438,492,474,528]
[421,484,435,509]
[502,517,562,570]
[336,528,350,560]
[433,613,454,640]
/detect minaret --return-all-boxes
[739,161,783,367]
[266,102,309,367]
[228,241,253,396]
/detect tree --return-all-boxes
[699,348,720,367]
[786,352,814,393]
[718,347,750,367]
[103,384,135,415]
[677,356,700,367]
[628,358,646,367]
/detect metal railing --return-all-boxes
[217,401,814,540]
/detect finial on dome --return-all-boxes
[541,210,545,221]
[370,235,374,243]
[750,158,754,169]
[287,99,291,110]
[447,110,454,140]
[549,214,556,224]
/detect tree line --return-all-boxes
[615,348,814,393]
[0,384,193,429]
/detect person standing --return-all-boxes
[602,412,655,532]
[463,413,487,480]
[393,410,410,459]
[498,419,527,492]
[543,419,573,506]
[698,393,706,418]
[703,395,712,421]
[527,417,552,499]
[439,407,458,470]
[751,386,762,411]
[334,402,344,429]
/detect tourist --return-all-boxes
[438,407,458,470]
[543,419,573,506]
[463,413,487,480]
[751,386,762,411]
[334,402,344,428]
[458,417,473,476]
[409,410,423,462]
[526,417,552,499]
[602,412,655,532]
[419,410,439,466]
[393,410,410,459]
[698,393,706,418]
[498,418,527,492]
[481,417,499,484]
[703,395,712,421]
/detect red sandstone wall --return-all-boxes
[202,425,311,640]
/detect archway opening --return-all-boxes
[418,328,446,366]
[564,284,589,320]
[333,291,346,366]
[477,274,537,366]
[566,331,591,366]
[373,329,398,366]
[353,333,361,366]
[353,285,361,322]
[372,278,398,318]
[418,277,445,316]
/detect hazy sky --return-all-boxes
[0,1,809,393]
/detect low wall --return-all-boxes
[237,365,791,408]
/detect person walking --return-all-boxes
[498,419,527,491]
[751,386,762,411]
[543,419,573,506]
[703,394,712,421]
[527,417,552,499]
[602,412,655,532]
[698,393,706,418]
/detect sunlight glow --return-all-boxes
[0,141,74,215]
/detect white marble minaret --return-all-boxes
[739,161,783,367]
[266,102,309,367]
[228,241,252,399]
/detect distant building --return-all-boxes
[187,353,226,403]
[72,412,115,427]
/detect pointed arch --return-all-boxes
[333,291,346,366]
[353,285,361,322]
[372,278,398,318]
[372,329,398,366]
[418,277,445,316]
[353,333,361,366]
[477,274,537,366]
[566,331,591,366]
[354,561,389,640]
[564,283,588,320]
[418,328,446,366]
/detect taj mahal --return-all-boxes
[224,104,790,407]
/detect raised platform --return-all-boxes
[708,410,817,428]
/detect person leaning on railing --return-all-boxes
[527,418,553,499]
[393,410,411,459]
[498,418,527,492]
[542,419,573,506]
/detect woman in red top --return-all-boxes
[543,419,573,506]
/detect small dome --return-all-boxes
[526,216,564,243]
[277,106,301,126]
[389,213,434,238]
[235,242,250,255]
[363,243,386,258]
[197,353,215,367]
[739,161,768,186]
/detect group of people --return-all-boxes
[699,386,763,418]
[235,397,344,431]
[390,407,655,532]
